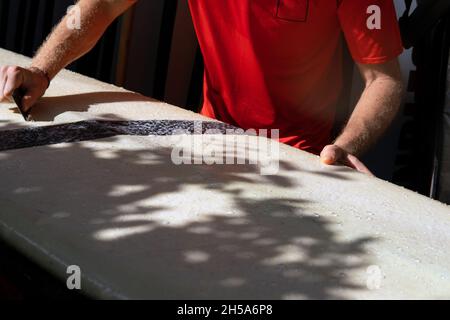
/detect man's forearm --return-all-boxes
[334,70,404,157]
[31,0,135,80]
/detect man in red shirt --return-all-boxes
[0,0,404,175]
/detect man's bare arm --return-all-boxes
[32,0,137,80]
[320,59,405,175]
[0,0,137,110]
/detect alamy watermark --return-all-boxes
[367,5,382,30]
[366,265,383,290]
[63,3,383,30]
[170,121,280,175]
[66,265,81,290]
[66,5,81,30]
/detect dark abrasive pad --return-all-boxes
[0,120,239,152]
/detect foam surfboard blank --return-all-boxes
[0,49,449,299]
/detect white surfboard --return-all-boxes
[0,49,449,299]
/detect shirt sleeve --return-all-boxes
[338,0,404,64]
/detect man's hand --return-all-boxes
[325,59,404,177]
[320,144,374,176]
[0,66,49,112]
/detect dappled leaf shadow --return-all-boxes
[0,132,375,299]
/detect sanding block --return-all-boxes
[12,88,33,122]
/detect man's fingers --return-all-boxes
[0,66,45,112]
[346,154,374,176]
[320,144,374,176]
[3,67,24,98]
[0,67,8,101]
[0,66,25,102]
[320,145,345,165]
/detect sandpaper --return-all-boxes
[0,120,238,151]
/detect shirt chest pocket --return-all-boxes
[275,0,309,22]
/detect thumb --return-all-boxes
[21,88,42,112]
[320,145,345,165]
[21,95,37,112]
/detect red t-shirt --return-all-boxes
[188,0,403,154]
